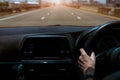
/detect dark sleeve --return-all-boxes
[83,67,95,80]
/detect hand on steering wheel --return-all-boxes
[78,48,96,80]
[78,48,96,73]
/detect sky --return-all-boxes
[45,0,106,3]
[80,0,106,4]
[0,0,106,4]
[44,0,106,3]
[43,0,72,4]
[95,0,106,3]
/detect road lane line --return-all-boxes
[41,17,45,20]
[47,13,50,15]
[0,14,24,21]
[77,16,81,20]
[72,13,74,15]
[0,8,48,21]
[0,11,36,21]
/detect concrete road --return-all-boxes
[0,5,119,27]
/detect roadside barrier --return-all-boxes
[98,7,120,17]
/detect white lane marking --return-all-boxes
[0,14,24,21]
[0,9,46,21]
[41,17,45,20]
[47,13,50,15]
[72,13,74,15]
[77,16,81,20]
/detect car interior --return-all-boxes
[0,20,120,80]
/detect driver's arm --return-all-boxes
[78,48,96,80]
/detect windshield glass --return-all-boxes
[0,0,120,27]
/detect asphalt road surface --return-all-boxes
[0,5,119,27]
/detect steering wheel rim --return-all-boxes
[74,20,120,80]
[81,20,120,55]
[75,20,120,80]
[103,71,120,80]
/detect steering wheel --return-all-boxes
[76,20,120,54]
[76,20,120,80]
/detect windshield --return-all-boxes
[0,0,120,27]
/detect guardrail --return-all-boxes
[98,7,120,17]
[81,5,120,18]
[0,5,41,13]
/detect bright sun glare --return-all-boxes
[52,0,61,4]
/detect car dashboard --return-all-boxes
[0,21,120,80]
[0,26,92,80]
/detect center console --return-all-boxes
[20,35,77,80]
